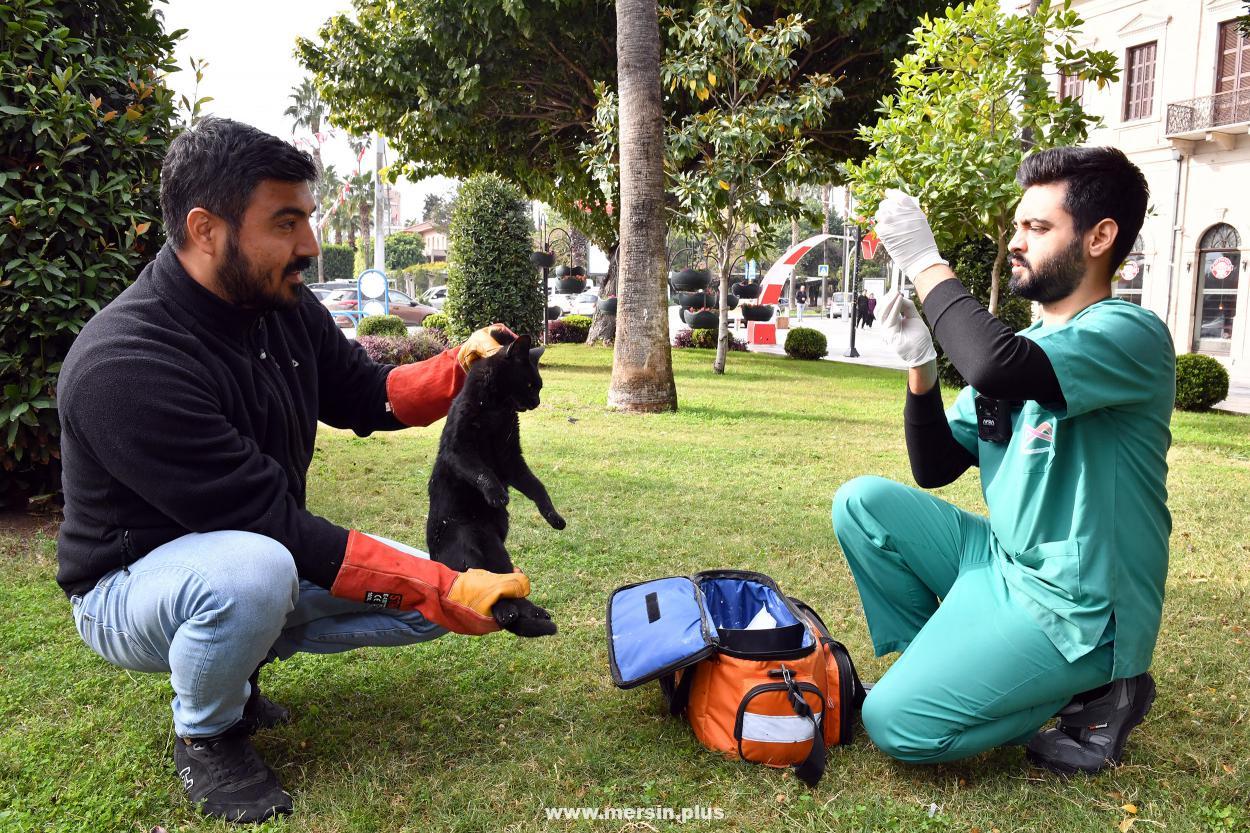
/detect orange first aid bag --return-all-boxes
[607,570,865,786]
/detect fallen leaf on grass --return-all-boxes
[1122,804,1138,814]
[1118,818,1136,833]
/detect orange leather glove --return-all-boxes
[330,531,530,635]
[456,324,517,373]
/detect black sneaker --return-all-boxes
[239,667,291,735]
[174,725,293,823]
[1026,672,1156,775]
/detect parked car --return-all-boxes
[323,288,436,328]
[828,291,852,319]
[306,280,356,302]
[421,285,449,309]
[569,292,599,316]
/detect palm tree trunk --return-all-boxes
[312,146,325,281]
[608,0,677,412]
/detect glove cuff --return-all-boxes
[903,252,949,282]
[907,345,939,368]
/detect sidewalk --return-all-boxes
[673,307,1250,416]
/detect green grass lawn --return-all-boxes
[2,345,1248,832]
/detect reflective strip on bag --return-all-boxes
[740,711,822,744]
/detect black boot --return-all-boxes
[174,723,292,823]
[1026,672,1156,774]
[240,665,291,735]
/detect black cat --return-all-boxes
[426,331,565,637]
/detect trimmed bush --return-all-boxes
[673,328,746,351]
[321,243,355,282]
[385,231,426,271]
[1,1,179,506]
[784,327,828,360]
[444,173,541,341]
[421,312,448,332]
[356,315,408,337]
[1175,353,1230,412]
[356,331,450,366]
[547,314,592,344]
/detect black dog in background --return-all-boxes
[426,331,564,636]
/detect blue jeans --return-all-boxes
[70,530,445,738]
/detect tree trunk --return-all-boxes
[570,226,590,269]
[586,243,619,345]
[713,258,731,374]
[608,0,677,412]
[988,231,1008,315]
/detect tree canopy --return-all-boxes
[845,0,1117,312]
[297,0,947,249]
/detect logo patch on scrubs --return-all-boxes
[1021,421,1054,454]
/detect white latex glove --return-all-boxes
[873,189,948,281]
[879,291,937,367]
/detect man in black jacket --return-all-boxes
[832,148,1172,774]
[58,117,532,823]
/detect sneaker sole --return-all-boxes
[1027,676,1157,776]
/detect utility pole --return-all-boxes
[373,132,386,274]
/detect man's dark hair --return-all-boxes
[160,116,317,249]
[1016,146,1149,270]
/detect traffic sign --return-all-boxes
[861,231,881,261]
[1211,255,1235,280]
[1120,260,1140,282]
[817,264,829,277]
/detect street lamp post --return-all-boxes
[531,213,574,345]
[844,225,862,358]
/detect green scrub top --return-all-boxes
[947,299,1175,678]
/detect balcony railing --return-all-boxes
[1166,88,1250,136]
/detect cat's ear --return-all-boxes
[506,333,532,359]
[491,327,517,347]
[529,345,545,364]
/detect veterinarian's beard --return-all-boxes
[1008,237,1085,304]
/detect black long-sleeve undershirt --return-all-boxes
[903,279,1068,488]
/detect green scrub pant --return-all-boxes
[832,476,1113,763]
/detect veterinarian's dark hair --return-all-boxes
[160,116,317,249]
[1016,146,1149,270]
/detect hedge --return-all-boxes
[0,0,180,506]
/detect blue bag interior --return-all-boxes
[699,576,813,653]
[698,577,801,629]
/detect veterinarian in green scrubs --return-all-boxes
[833,147,1173,773]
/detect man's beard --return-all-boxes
[216,233,311,312]
[1008,236,1085,304]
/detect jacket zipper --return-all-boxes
[252,322,306,496]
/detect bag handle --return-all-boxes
[780,666,825,787]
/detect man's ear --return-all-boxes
[1087,218,1119,261]
[185,207,225,257]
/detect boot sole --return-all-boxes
[1027,676,1157,775]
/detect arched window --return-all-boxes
[1192,223,1241,355]
[1114,234,1146,305]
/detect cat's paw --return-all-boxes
[478,476,509,508]
[544,510,566,530]
[492,597,557,638]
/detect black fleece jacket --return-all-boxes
[56,245,429,597]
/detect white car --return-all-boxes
[421,285,448,309]
[569,292,599,316]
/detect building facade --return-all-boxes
[402,220,449,262]
[1066,0,1249,383]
